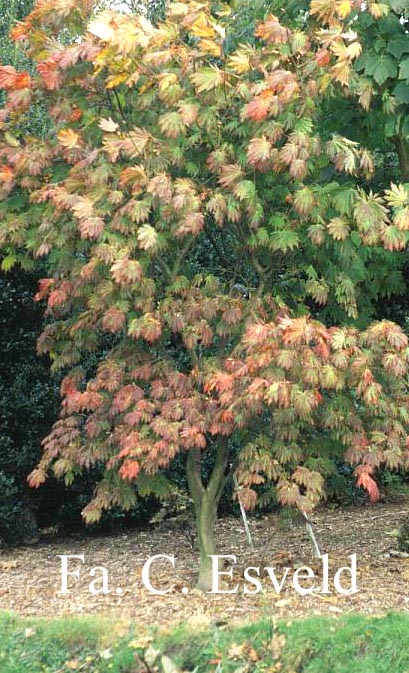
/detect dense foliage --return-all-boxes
[0,0,409,585]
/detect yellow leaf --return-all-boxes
[4,131,20,147]
[369,2,389,19]
[228,50,251,74]
[190,13,216,39]
[213,23,226,40]
[199,38,222,57]
[346,42,362,59]
[88,13,115,41]
[385,183,408,208]
[106,73,128,89]
[137,224,158,251]
[128,635,153,649]
[331,60,351,86]
[330,41,348,59]
[310,0,336,21]
[168,2,189,17]
[337,0,352,18]
[158,73,178,91]
[57,128,81,149]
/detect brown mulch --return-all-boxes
[1,500,409,628]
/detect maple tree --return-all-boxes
[1,0,409,589]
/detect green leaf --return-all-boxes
[137,473,170,498]
[269,230,300,252]
[390,0,406,14]
[248,227,270,248]
[233,180,257,202]
[393,82,409,104]
[399,57,409,81]
[355,53,371,73]
[331,187,355,216]
[378,14,404,37]
[387,37,409,60]
[1,254,17,271]
[190,66,223,92]
[371,56,398,85]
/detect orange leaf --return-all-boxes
[0,165,15,182]
[119,459,140,480]
[14,72,31,89]
[37,59,62,90]
[27,468,47,488]
[356,469,380,502]
[245,96,272,122]
[0,66,18,89]
[57,128,81,150]
[10,21,31,41]
[315,49,331,67]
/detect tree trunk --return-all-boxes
[395,135,409,182]
[186,441,229,592]
[195,493,218,591]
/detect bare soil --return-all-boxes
[1,500,409,628]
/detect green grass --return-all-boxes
[1,611,409,672]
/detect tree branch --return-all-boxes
[186,448,204,505]
[206,437,230,503]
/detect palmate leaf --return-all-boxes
[394,208,409,231]
[119,459,140,480]
[111,258,143,284]
[1,253,17,271]
[199,38,223,57]
[293,187,315,216]
[137,224,159,251]
[355,468,379,503]
[269,230,300,252]
[390,0,406,12]
[190,66,223,92]
[382,224,408,251]
[159,111,186,138]
[0,66,30,90]
[327,184,355,216]
[372,55,398,85]
[384,183,408,208]
[190,12,217,38]
[387,37,409,60]
[400,57,409,82]
[98,117,119,133]
[306,278,329,305]
[128,313,162,342]
[233,180,257,202]
[327,216,350,240]
[276,480,299,507]
[393,82,409,104]
[228,49,252,74]
[137,473,171,498]
[247,136,272,164]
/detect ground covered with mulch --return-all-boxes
[1,500,408,628]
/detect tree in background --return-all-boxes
[0,0,55,545]
[1,0,409,587]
